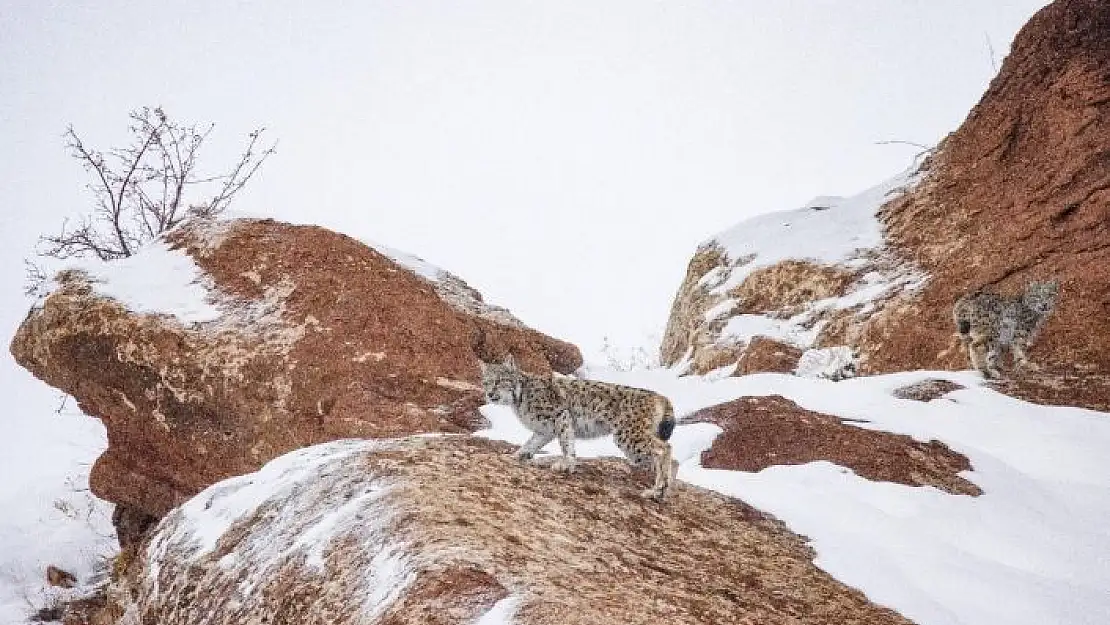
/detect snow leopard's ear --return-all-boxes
[503,353,518,370]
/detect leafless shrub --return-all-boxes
[39,106,276,262]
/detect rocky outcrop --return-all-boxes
[10,218,581,522]
[107,436,914,625]
[867,0,1110,384]
[661,0,1110,409]
[685,395,981,496]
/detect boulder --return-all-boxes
[685,395,981,496]
[10,218,581,521]
[660,0,1110,409]
[108,436,914,625]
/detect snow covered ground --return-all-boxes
[0,371,114,624]
[479,367,1110,625]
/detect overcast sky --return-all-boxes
[1,0,1050,362]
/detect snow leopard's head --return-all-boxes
[479,354,523,405]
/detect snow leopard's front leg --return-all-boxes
[515,431,554,462]
[550,411,577,473]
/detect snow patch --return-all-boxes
[361,239,445,283]
[719,313,824,348]
[56,241,221,324]
[142,439,415,619]
[795,346,857,380]
[708,166,921,294]
[471,595,522,625]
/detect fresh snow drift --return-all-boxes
[707,166,921,295]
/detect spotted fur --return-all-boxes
[480,355,677,501]
[952,280,1059,378]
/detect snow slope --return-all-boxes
[691,165,929,356]
[479,367,1110,625]
[707,166,920,295]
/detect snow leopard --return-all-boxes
[480,355,677,501]
[952,280,1059,379]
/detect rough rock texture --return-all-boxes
[661,0,1110,410]
[735,337,803,376]
[686,395,981,496]
[10,218,581,521]
[864,0,1110,398]
[660,243,730,370]
[891,379,966,403]
[111,436,914,625]
[728,261,856,316]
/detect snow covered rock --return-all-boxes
[106,435,913,625]
[9,218,581,524]
[662,0,1110,411]
[660,171,922,378]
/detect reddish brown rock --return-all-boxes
[735,337,803,375]
[10,218,581,520]
[661,0,1110,410]
[686,395,981,496]
[866,0,1110,389]
[110,436,914,625]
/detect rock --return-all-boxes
[735,337,803,376]
[660,243,730,369]
[111,436,914,625]
[46,565,77,589]
[111,506,157,552]
[795,346,858,381]
[891,379,965,402]
[867,0,1110,390]
[10,218,581,520]
[685,395,981,496]
[660,0,1110,411]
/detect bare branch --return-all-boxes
[23,259,49,297]
[875,139,933,151]
[984,32,998,74]
[41,107,277,261]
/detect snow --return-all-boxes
[479,366,1110,625]
[708,166,921,295]
[471,595,522,625]
[694,166,927,356]
[795,346,857,380]
[0,396,114,624]
[719,313,824,348]
[144,439,414,620]
[49,241,222,325]
[358,239,444,283]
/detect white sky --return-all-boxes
[0,1,1050,361]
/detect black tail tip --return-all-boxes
[657,418,676,441]
[957,320,971,335]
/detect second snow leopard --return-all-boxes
[952,280,1059,379]
[480,355,677,501]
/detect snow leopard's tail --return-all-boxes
[655,396,676,441]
